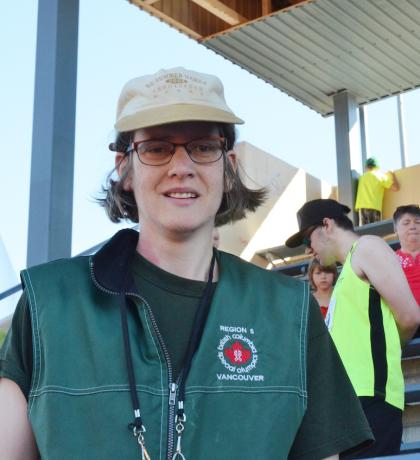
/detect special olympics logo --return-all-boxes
[217,334,258,373]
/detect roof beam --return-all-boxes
[191,0,246,25]
[130,0,202,39]
[262,0,271,16]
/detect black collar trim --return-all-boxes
[91,229,139,294]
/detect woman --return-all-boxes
[307,259,338,319]
[0,67,372,459]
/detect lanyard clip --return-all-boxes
[132,423,151,460]
[172,410,186,460]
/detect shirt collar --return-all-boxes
[91,228,139,294]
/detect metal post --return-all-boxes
[397,94,408,168]
[333,90,361,222]
[359,105,369,168]
[27,0,79,267]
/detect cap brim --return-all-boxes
[115,103,244,131]
[285,230,307,248]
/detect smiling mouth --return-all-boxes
[166,192,198,199]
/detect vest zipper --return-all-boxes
[126,292,177,460]
[90,259,177,459]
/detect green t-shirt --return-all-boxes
[0,254,372,458]
[131,252,217,381]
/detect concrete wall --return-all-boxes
[218,142,336,265]
[383,164,420,219]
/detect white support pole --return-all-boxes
[397,94,408,168]
[27,0,79,267]
[333,90,361,223]
[359,105,369,168]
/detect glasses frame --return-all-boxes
[126,136,227,166]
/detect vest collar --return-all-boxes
[91,228,139,294]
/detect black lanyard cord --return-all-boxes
[177,249,217,416]
[119,249,217,441]
[119,293,143,431]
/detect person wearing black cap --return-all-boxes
[287,198,420,458]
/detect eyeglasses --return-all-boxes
[302,225,321,249]
[126,136,226,166]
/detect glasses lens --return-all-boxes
[137,141,173,165]
[187,139,223,163]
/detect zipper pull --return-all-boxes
[169,382,177,406]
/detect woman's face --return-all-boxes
[311,267,334,291]
[396,213,420,251]
[116,121,236,238]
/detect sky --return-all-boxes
[1,0,420,280]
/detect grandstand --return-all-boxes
[1,0,420,457]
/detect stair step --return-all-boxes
[402,358,420,384]
[405,384,420,405]
[402,338,420,360]
[403,405,420,443]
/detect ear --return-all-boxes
[223,150,237,193]
[323,217,334,234]
[115,152,132,191]
[226,150,237,172]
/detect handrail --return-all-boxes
[0,284,21,301]
[0,232,130,304]
[0,225,139,305]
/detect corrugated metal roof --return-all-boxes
[202,0,420,116]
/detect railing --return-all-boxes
[0,232,130,307]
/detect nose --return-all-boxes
[167,145,195,177]
[304,247,313,255]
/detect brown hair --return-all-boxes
[98,123,267,226]
[307,259,338,291]
[393,204,420,227]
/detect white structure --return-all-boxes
[0,236,21,329]
[218,142,336,266]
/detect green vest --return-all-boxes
[327,242,404,409]
[21,230,310,459]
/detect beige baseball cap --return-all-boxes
[115,67,244,132]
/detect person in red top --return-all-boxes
[394,205,420,305]
[394,204,420,337]
[307,259,337,319]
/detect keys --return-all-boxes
[139,442,151,460]
[133,424,151,460]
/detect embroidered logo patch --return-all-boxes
[217,328,258,373]
[216,326,264,382]
[224,341,251,365]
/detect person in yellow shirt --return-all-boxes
[355,157,399,225]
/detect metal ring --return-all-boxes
[175,423,185,433]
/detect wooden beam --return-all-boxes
[262,0,271,16]
[129,0,202,39]
[191,0,247,26]
[143,0,160,4]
